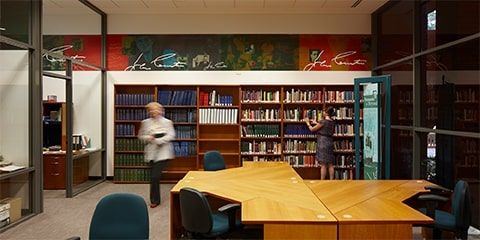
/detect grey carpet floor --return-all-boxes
[0,182,173,240]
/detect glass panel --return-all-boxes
[420,133,479,227]
[378,60,413,126]
[0,0,31,44]
[377,0,414,66]
[390,129,413,179]
[43,0,101,69]
[421,0,479,50]
[72,66,102,192]
[421,39,480,132]
[0,172,32,225]
[42,76,66,150]
[0,44,30,169]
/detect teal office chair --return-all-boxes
[418,180,471,240]
[89,193,149,240]
[203,150,226,171]
[179,187,241,239]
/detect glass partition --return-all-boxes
[0,40,32,227]
[72,65,103,192]
[0,0,32,44]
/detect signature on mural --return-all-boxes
[43,45,86,62]
[303,50,367,71]
[125,52,228,71]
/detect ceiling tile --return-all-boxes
[89,0,120,10]
[143,0,176,9]
[172,0,205,8]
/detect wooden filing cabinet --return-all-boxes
[43,153,89,190]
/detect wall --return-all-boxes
[0,50,30,167]
[43,13,372,176]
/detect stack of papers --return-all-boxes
[0,165,26,172]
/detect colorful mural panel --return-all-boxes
[44,34,371,71]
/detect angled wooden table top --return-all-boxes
[171,162,336,223]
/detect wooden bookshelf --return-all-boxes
[114,84,362,182]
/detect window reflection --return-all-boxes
[421,39,480,133]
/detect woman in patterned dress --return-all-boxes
[304,107,335,180]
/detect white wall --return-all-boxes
[108,14,371,34]
[43,14,101,35]
[0,50,30,167]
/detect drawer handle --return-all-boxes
[51,162,59,165]
[52,173,60,176]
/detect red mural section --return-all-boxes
[299,35,372,71]
[43,35,101,70]
[107,35,129,71]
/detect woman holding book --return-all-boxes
[304,107,335,180]
[138,102,175,208]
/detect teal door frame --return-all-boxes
[354,75,391,179]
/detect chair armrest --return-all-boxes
[66,237,81,240]
[425,185,452,194]
[218,203,241,230]
[418,194,449,202]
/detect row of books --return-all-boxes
[284,89,322,103]
[334,124,356,136]
[284,108,323,122]
[241,90,280,102]
[455,89,478,103]
[459,139,478,154]
[426,107,438,121]
[116,109,147,121]
[174,126,196,139]
[115,138,143,151]
[172,142,196,157]
[455,109,478,121]
[242,157,283,162]
[335,169,353,180]
[324,91,356,103]
[114,154,146,166]
[240,141,282,154]
[283,140,316,153]
[115,124,135,136]
[114,169,150,182]
[284,125,312,137]
[335,155,355,167]
[158,90,196,106]
[199,91,233,106]
[241,109,280,121]
[398,91,413,104]
[332,107,363,120]
[241,124,280,137]
[199,108,238,124]
[459,156,478,167]
[165,109,196,123]
[333,140,354,151]
[398,109,413,121]
[285,155,317,167]
[115,93,154,105]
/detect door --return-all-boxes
[354,75,391,179]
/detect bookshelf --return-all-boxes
[114,84,362,182]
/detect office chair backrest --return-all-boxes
[452,180,471,230]
[204,150,225,171]
[89,193,149,240]
[179,187,213,234]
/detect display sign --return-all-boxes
[363,83,380,179]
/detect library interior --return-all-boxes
[0,0,479,239]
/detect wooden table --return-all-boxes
[170,163,433,239]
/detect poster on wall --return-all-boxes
[363,83,380,180]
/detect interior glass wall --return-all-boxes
[0,44,32,226]
[374,0,480,228]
